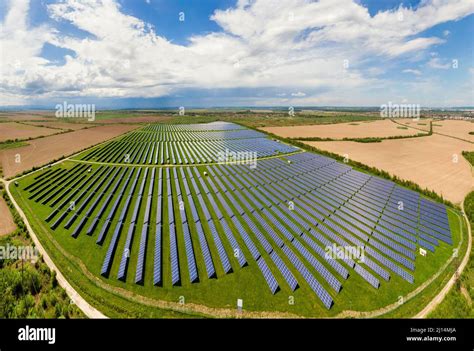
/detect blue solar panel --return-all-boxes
[282,245,333,309]
[256,257,279,294]
[169,223,180,285]
[291,239,342,293]
[208,220,232,274]
[269,251,298,291]
[354,264,380,289]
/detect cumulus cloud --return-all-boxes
[402,69,422,75]
[427,57,452,69]
[0,0,473,105]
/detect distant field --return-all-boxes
[0,196,16,236]
[0,111,55,121]
[0,122,59,142]
[261,119,425,139]
[432,120,474,142]
[0,124,139,178]
[23,121,96,131]
[393,119,432,132]
[305,134,474,204]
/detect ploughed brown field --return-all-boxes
[305,134,474,204]
[393,118,432,132]
[0,197,16,236]
[21,121,96,131]
[0,111,56,121]
[432,120,474,142]
[0,124,139,178]
[261,119,426,139]
[0,122,59,142]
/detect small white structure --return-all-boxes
[237,299,243,311]
[419,248,427,257]
[203,171,208,176]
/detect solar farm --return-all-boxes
[10,121,462,317]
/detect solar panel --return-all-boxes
[282,245,333,309]
[354,264,380,289]
[230,216,260,260]
[269,251,298,291]
[219,218,247,267]
[169,223,180,285]
[291,239,342,293]
[241,214,272,253]
[208,220,232,273]
[153,223,162,285]
[256,257,279,294]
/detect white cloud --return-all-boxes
[443,29,451,37]
[291,92,306,97]
[402,69,422,75]
[427,57,452,69]
[0,0,473,105]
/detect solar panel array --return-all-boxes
[80,122,298,165]
[23,121,455,310]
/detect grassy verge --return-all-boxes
[0,141,29,150]
[0,182,85,318]
[462,151,474,166]
[427,192,473,318]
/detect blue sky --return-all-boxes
[1,0,473,108]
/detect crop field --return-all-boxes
[0,122,59,142]
[0,124,139,178]
[261,119,426,140]
[306,134,474,204]
[9,121,463,317]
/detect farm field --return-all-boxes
[22,121,96,131]
[0,196,16,236]
[0,111,55,121]
[0,122,59,142]
[9,121,464,318]
[0,124,139,178]
[432,120,474,142]
[393,119,433,132]
[261,119,426,139]
[305,134,474,204]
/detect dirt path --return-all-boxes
[2,178,107,319]
[414,199,472,318]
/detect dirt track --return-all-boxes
[262,119,425,139]
[0,124,138,178]
[305,134,473,204]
